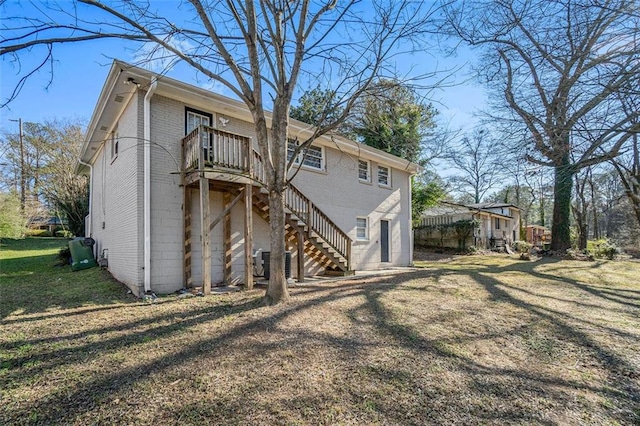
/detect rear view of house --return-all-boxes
[77,60,420,296]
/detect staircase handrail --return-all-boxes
[251,150,352,268]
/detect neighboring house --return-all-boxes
[415,202,521,249]
[28,216,67,234]
[525,225,551,248]
[77,60,420,296]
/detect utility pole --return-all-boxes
[9,118,25,212]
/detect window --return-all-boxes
[287,140,325,171]
[185,108,212,134]
[495,218,501,229]
[378,165,390,186]
[356,217,368,240]
[302,145,323,169]
[287,140,298,163]
[358,159,370,182]
[186,107,213,162]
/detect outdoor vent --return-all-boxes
[90,147,97,151]
[99,125,108,131]
[114,95,124,103]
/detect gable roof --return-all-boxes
[79,60,422,175]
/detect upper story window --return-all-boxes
[358,159,370,182]
[185,107,212,134]
[302,145,323,169]
[287,140,325,171]
[378,165,390,187]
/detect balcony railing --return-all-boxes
[181,125,252,174]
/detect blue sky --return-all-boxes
[0,1,487,136]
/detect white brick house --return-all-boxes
[78,60,420,296]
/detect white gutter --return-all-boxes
[143,78,158,293]
[78,159,93,238]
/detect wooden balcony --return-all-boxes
[181,124,256,185]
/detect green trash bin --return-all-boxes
[69,238,98,271]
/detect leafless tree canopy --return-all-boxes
[1,0,439,303]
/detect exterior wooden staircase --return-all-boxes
[227,184,352,274]
[182,125,353,276]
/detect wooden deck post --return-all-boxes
[223,191,232,284]
[244,138,254,290]
[297,225,305,283]
[244,187,254,290]
[199,177,211,295]
[183,186,193,288]
[198,126,211,295]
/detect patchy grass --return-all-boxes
[1,240,639,425]
[0,238,127,318]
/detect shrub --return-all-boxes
[587,239,618,260]
[514,241,532,254]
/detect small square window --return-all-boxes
[358,160,370,182]
[378,165,390,186]
[356,217,368,240]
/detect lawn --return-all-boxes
[1,239,639,425]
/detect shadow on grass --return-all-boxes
[2,255,639,424]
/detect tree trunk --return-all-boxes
[265,188,290,304]
[551,156,573,251]
[260,100,291,305]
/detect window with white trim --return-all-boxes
[287,140,325,171]
[186,107,213,163]
[356,217,368,240]
[302,145,323,169]
[186,108,211,133]
[378,165,390,186]
[358,159,370,182]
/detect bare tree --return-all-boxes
[446,128,502,203]
[608,88,640,229]
[443,0,640,251]
[1,1,438,303]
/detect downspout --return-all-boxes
[144,78,158,293]
[78,159,93,238]
[408,174,414,266]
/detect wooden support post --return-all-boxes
[244,183,254,290]
[223,191,232,284]
[183,186,193,288]
[297,225,305,283]
[199,177,211,295]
